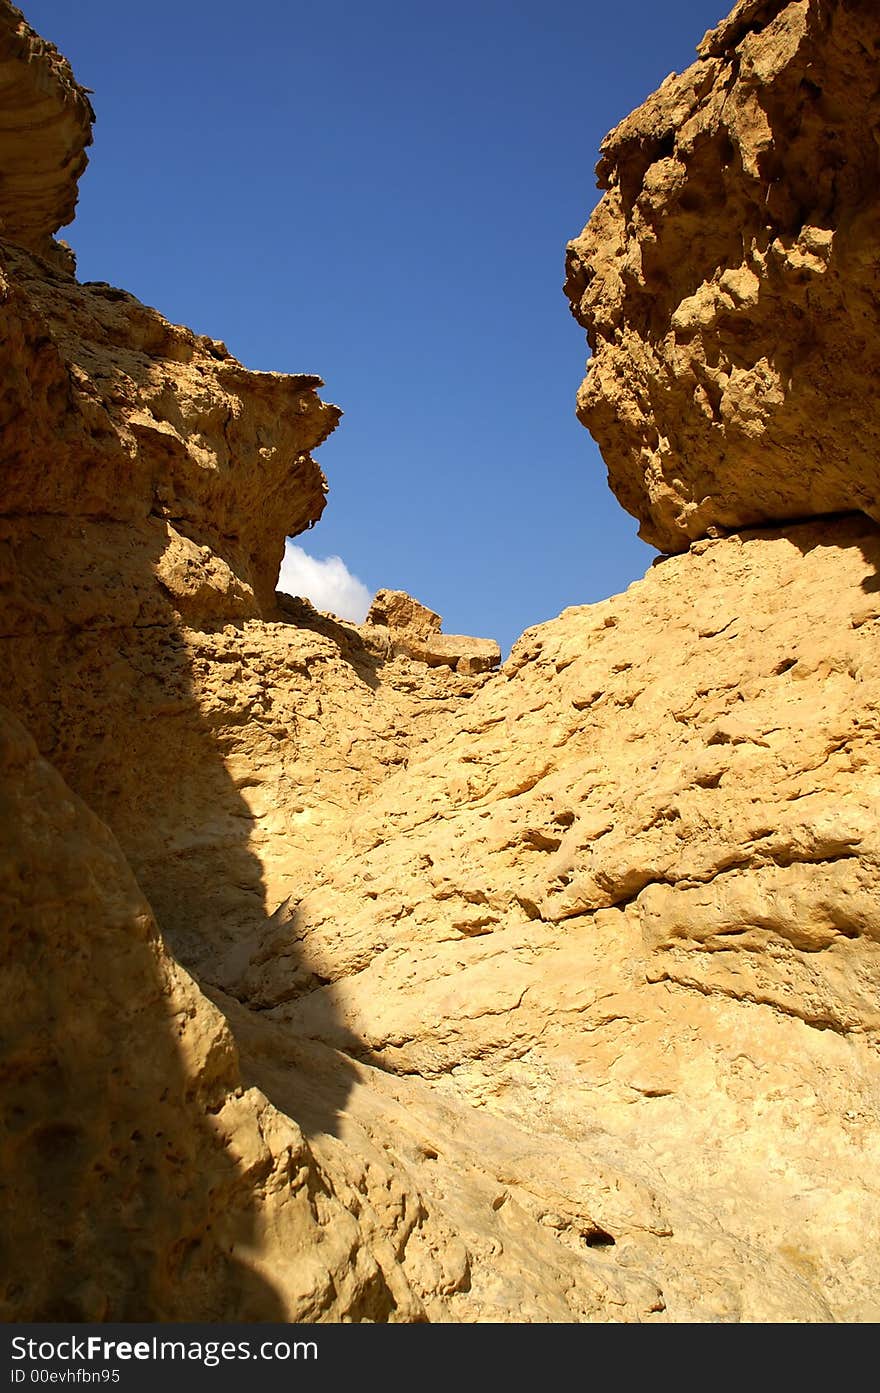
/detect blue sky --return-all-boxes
[27,0,727,652]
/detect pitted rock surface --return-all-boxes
[565,0,880,551]
[2,0,879,1323]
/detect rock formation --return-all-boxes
[2,0,879,1322]
[564,0,880,551]
[0,1,92,264]
[364,589,501,674]
[1,708,427,1322]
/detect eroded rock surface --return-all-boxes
[0,2,92,261]
[565,0,880,551]
[0,0,504,1324]
[0,238,337,621]
[0,708,429,1322]
[364,588,501,675]
[2,0,879,1324]
[249,517,880,1321]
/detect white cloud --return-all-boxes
[277,541,373,623]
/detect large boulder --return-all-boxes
[565,0,880,551]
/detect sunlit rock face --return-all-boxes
[565,0,880,552]
[2,0,880,1325]
[0,1,93,261]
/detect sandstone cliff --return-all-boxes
[2,0,878,1323]
[0,1,92,263]
[565,0,880,551]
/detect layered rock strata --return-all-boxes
[0,2,92,261]
[0,0,499,1321]
[2,0,879,1324]
[245,515,880,1321]
[364,589,501,675]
